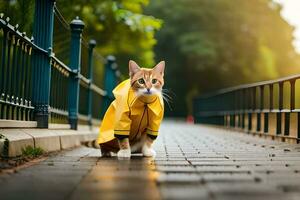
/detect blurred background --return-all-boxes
[2,0,300,118]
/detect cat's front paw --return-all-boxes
[142,145,156,157]
[117,149,131,158]
[101,151,112,157]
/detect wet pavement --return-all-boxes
[1,121,300,200]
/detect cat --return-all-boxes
[97,60,165,158]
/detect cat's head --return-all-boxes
[129,60,165,97]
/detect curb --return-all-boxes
[0,126,99,157]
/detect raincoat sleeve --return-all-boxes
[146,109,164,140]
[114,109,131,139]
[113,86,132,140]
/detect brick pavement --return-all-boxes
[1,121,300,200]
[154,121,300,200]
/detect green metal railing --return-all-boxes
[0,0,121,130]
[49,56,71,124]
[0,13,43,121]
[193,74,300,142]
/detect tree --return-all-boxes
[55,0,162,69]
[1,0,162,74]
[146,0,300,117]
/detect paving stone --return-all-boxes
[285,193,300,200]
[157,173,201,184]
[2,122,300,200]
[159,185,210,200]
[195,166,251,174]
[249,166,294,174]
[70,192,158,200]
[272,157,300,161]
[231,157,274,161]
[190,161,238,166]
[0,147,96,200]
[154,160,190,166]
[207,182,278,193]
[45,156,81,162]
[156,165,197,173]
[201,174,258,183]
[187,157,230,161]
[158,157,187,161]
[213,193,288,200]
[207,182,285,200]
[70,157,160,200]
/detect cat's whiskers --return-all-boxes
[162,92,172,101]
[162,89,173,101]
[161,89,173,111]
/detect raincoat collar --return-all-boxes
[112,79,164,116]
[136,92,164,116]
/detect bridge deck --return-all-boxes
[1,121,300,200]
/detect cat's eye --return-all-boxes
[138,78,145,84]
[152,79,157,84]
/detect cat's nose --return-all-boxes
[147,88,150,92]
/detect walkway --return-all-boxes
[1,121,300,200]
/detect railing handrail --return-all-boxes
[0,16,48,54]
[199,73,300,99]
[78,75,107,96]
[194,70,300,142]
[51,55,73,74]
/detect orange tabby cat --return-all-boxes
[97,60,165,158]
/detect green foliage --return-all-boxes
[0,0,162,75]
[146,0,300,116]
[55,0,162,71]
[21,146,44,157]
[0,0,35,35]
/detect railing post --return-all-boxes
[68,17,84,130]
[269,84,273,110]
[290,80,295,111]
[32,0,55,128]
[87,39,96,128]
[241,89,245,129]
[277,82,284,135]
[101,55,117,117]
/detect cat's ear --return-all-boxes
[129,60,140,78]
[153,61,165,76]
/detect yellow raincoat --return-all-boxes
[97,79,164,149]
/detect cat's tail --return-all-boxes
[82,140,100,149]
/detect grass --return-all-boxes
[21,146,44,157]
[0,146,45,170]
